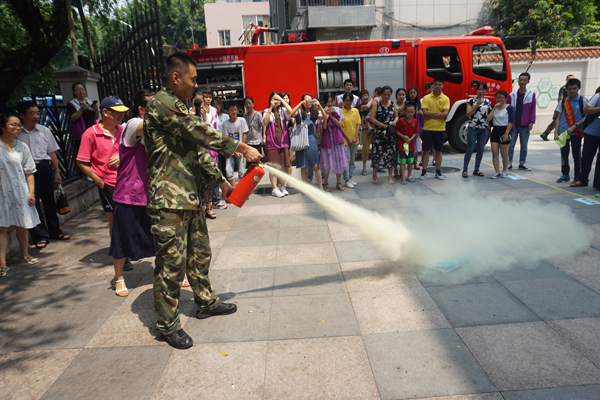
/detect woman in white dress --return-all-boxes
[0,114,40,276]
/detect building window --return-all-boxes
[219,30,231,46]
[242,15,271,45]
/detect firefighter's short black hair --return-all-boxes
[162,52,196,84]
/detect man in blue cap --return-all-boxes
[77,96,128,239]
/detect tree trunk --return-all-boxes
[0,0,70,106]
[74,1,96,63]
[66,0,79,65]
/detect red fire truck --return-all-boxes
[186,28,512,152]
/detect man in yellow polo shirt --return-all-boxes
[421,77,450,180]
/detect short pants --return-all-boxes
[421,130,444,152]
[98,184,115,212]
[490,126,511,144]
[398,150,415,165]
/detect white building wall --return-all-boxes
[509,58,600,135]
[205,2,271,48]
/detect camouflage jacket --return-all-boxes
[144,87,238,210]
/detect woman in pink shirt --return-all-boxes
[108,90,155,296]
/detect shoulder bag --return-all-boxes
[290,110,310,151]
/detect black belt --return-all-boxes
[34,160,51,164]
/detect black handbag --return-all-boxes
[385,124,396,137]
[55,184,71,215]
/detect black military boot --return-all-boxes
[196,303,237,319]
[162,328,193,349]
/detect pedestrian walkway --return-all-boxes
[1,139,600,400]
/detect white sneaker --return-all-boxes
[279,185,289,196]
[491,172,501,179]
[345,180,355,188]
[435,171,445,180]
[501,171,508,178]
[213,201,228,210]
[272,188,285,198]
[350,179,358,186]
[419,172,427,180]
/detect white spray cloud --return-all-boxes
[262,164,592,285]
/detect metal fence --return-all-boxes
[95,5,164,104]
[38,104,80,184]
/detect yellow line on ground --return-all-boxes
[454,151,600,203]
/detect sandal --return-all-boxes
[182,277,190,287]
[373,177,380,185]
[462,171,469,178]
[388,178,394,185]
[413,164,420,170]
[36,240,49,249]
[20,256,39,265]
[205,209,217,219]
[323,184,332,192]
[361,170,367,176]
[473,170,484,177]
[115,279,129,297]
[336,183,345,191]
[52,233,70,240]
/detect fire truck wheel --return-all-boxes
[447,113,469,153]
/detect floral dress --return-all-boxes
[371,101,397,169]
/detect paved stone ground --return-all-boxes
[2,138,600,400]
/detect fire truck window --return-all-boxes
[426,46,463,85]
[472,44,507,82]
[219,30,231,47]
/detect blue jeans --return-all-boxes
[343,144,359,180]
[225,155,246,182]
[509,126,530,164]
[463,128,487,171]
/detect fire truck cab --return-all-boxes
[187,30,511,153]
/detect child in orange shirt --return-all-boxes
[395,104,418,184]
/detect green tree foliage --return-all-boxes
[492,0,598,49]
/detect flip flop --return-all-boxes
[373,178,380,185]
[361,170,367,175]
[36,240,49,248]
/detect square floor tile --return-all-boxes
[334,241,384,263]
[416,394,504,400]
[210,268,275,300]
[354,187,395,198]
[184,297,271,343]
[280,202,324,215]
[0,349,80,400]
[425,282,541,328]
[327,220,363,242]
[264,336,379,400]
[207,217,236,232]
[151,341,268,400]
[276,243,338,266]
[272,263,346,296]
[456,322,600,391]
[278,212,327,227]
[363,329,496,399]
[238,204,282,217]
[86,277,194,348]
[277,226,332,245]
[231,215,280,231]
[548,317,600,366]
[502,277,600,320]
[208,231,228,249]
[351,287,450,334]
[491,261,568,282]
[0,276,125,352]
[269,293,359,339]
[341,260,421,292]
[42,346,172,400]
[222,229,278,247]
[501,385,600,399]
[213,245,278,270]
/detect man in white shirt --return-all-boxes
[18,102,70,248]
[336,79,360,108]
[221,101,249,186]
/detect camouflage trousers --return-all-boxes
[542,111,560,137]
[148,208,221,335]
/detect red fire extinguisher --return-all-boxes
[228,163,265,207]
